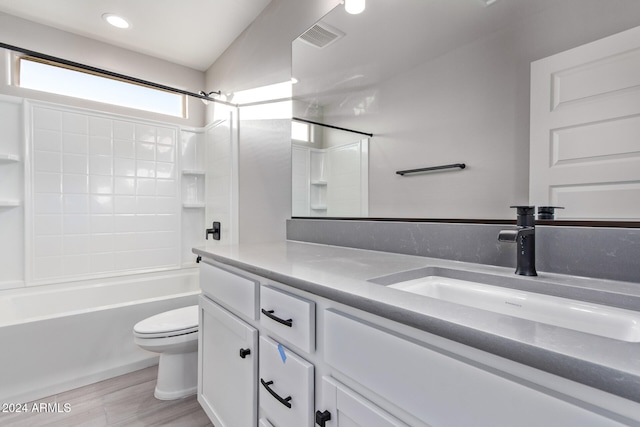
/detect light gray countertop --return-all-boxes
[193,240,640,404]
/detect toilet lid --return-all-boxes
[134,305,199,338]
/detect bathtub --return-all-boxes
[0,269,200,404]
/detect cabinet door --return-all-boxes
[319,377,409,427]
[199,295,258,427]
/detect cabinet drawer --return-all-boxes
[324,309,626,427]
[260,285,315,353]
[259,336,314,427]
[200,261,259,320]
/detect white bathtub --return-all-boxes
[0,269,200,404]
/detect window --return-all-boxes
[292,121,313,142]
[18,57,185,117]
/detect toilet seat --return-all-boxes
[134,305,199,339]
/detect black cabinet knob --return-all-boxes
[239,348,251,359]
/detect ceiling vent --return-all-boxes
[298,22,345,49]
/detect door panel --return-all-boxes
[530,25,640,220]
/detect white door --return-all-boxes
[319,377,409,427]
[198,296,258,427]
[530,25,640,220]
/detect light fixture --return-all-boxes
[344,0,365,15]
[102,13,130,29]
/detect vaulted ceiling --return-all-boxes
[0,0,272,71]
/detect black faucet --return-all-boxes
[498,206,537,276]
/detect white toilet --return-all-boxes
[133,305,199,400]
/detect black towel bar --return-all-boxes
[396,163,466,176]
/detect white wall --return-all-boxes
[0,13,206,128]
[237,116,291,243]
[205,0,339,96]
[206,0,339,242]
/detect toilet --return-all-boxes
[133,305,199,400]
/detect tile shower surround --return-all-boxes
[286,219,640,284]
[30,105,180,281]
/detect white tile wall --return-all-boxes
[30,105,180,282]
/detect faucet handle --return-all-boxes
[509,205,535,215]
[509,205,535,226]
[537,206,564,220]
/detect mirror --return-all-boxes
[292,120,369,217]
[292,0,640,220]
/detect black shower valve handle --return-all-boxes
[205,221,221,240]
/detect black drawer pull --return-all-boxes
[239,348,251,359]
[261,309,293,327]
[260,379,292,408]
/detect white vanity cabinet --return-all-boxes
[198,261,260,427]
[197,258,635,427]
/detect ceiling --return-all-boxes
[0,0,272,71]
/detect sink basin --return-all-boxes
[374,270,640,342]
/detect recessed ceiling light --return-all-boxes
[102,13,130,29]
[344,0,365,14]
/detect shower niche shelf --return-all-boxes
[181,170,206,208]
[182,203,205,209]
[0,153,20,163]
[0,153,21,208]
[182,173,206,208]
[181,128,207,266]
[0,200,20,208]
[182,170,206,176]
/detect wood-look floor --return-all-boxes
[0,366,214,427]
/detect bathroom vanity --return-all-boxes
[194,241,640,427]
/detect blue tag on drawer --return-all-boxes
[277,343,287,363]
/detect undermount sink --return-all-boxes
[370,268,640,343]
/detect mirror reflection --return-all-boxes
[292,120,369,217]
[292,0,640,220]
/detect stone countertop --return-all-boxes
[193,241,640,405]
